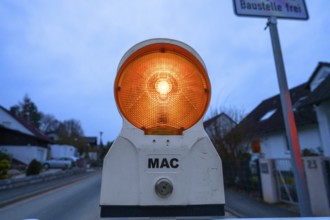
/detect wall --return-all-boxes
[259,158,278,203]
[0,146,48,164]
[303,157,330,216]
[298,125,322,153]
[259,157,330,216]
[260,125,321,158]
[261,132,289,159]
[315,100,330,156]
[50,144,77,158]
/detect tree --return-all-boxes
[10,95,42,128]
[205,106,252,162]
[57,119,86,154]
[100,141,113,160]
[10,95,87,154]
[39,113,61,135]
[205,106,256,189]
[58,119,84,138]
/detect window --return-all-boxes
[260,109,276,121]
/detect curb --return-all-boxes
[0,169,99,208]
[0,168,86,190]
[225,206,244,218]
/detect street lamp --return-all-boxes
[99,131,103,147]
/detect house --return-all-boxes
[0,106,51,165]
[203,112,244,161]
[237,83,321,159]
[204,113,237,140]
[50,144,78,159]
[298,62,330,156]
[84,136,97,147]
[84,136,98,160]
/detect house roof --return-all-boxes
[299,74,330,107]
[203,112,237,128]
[0,105,51,143]
[238,83,317,136]
[0,125,50,147]
[84,136,97,146]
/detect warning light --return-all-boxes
[100,39,225,218]
[115,40,211,135]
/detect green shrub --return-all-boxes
[0,159,11,179]
[302,148,319,157]
[0,151,10,161]
[26,159,42,176]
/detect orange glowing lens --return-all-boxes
[115,40,211,135]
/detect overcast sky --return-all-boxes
[1,0,329,143]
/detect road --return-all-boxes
[0,172,102,220]
[0,171,237,220]
[224,190,299,218]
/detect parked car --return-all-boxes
[60,156,79,167]
[62,156,79,162]
[42,157,73,170]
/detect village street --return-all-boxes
[0,169,303,219]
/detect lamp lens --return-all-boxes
[115,42,210,135]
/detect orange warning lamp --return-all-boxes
[115,39,211,135]
[101,39,225,218]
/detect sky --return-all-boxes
[0,0,329,144]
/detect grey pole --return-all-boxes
[267,16,312,217]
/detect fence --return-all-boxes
[222,159,262,199]
[273,159,298,205]
[322,158,330,210]
[259,157,330,216]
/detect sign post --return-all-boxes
[233,0,312,217]
[267,16,312,217]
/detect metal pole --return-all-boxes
[267,16,312,217]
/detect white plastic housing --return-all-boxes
[100,118,225,216]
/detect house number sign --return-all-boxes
[307,159,318,169]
